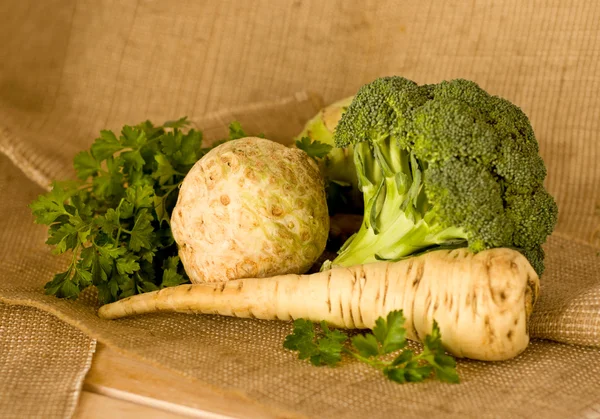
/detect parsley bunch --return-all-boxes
[284,310,459,384]
[30,117,247,303]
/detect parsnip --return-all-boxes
[98,247,539,361]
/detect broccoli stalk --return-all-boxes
[332,136,468,267]
[329,77,558,275]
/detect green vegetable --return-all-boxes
[284,310,459,384]
[30,118,248,303]
[283,319,347,366]
[329,76,558,275]
[295,137,333,160]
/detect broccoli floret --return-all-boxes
[330,77,558,275]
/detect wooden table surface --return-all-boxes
[72,343,281,419]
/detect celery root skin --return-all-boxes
[98,248,539,361]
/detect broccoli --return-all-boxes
[329,76,558,275]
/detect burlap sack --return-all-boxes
[1,0,599,417]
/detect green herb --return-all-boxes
[295,136,333,160]
[284,310,459,384]
[283,319,348,366]
[30,117,247,303]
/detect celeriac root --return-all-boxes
[98,247,539,361]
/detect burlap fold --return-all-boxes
[1,0,600,417]
[0,303,95,419]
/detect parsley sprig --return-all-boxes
[283,320,348,366]
[295,136,333,160]
[283,310,459,384]
[30,118,248,303]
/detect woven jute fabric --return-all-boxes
[1,0,600,418]
[0,303,96,419]
[0,154,97,419]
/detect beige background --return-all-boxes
[2,0,599,245]
[1,1,599,418]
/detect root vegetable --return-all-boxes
[171,137,330,283]
[98,247,539,361]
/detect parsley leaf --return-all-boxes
[30,182,76,225]
[153,154,179,185]
[295,136,333,160]
[73,151,100,180]
[283,319,319,360]
[228,121,247,140]
[161,258,187,288]
[283,319,347,366]
[163,116,190,129]
[351,333,379,358]
[160,256,184,289]
[373,310,408,353]
[128,209,154,251]
[313,322,348,365]
[283,310,459,384]
[44,271,81,299]
[418,321,460,383]
[91,130,123,161]
[31,119,250,303]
